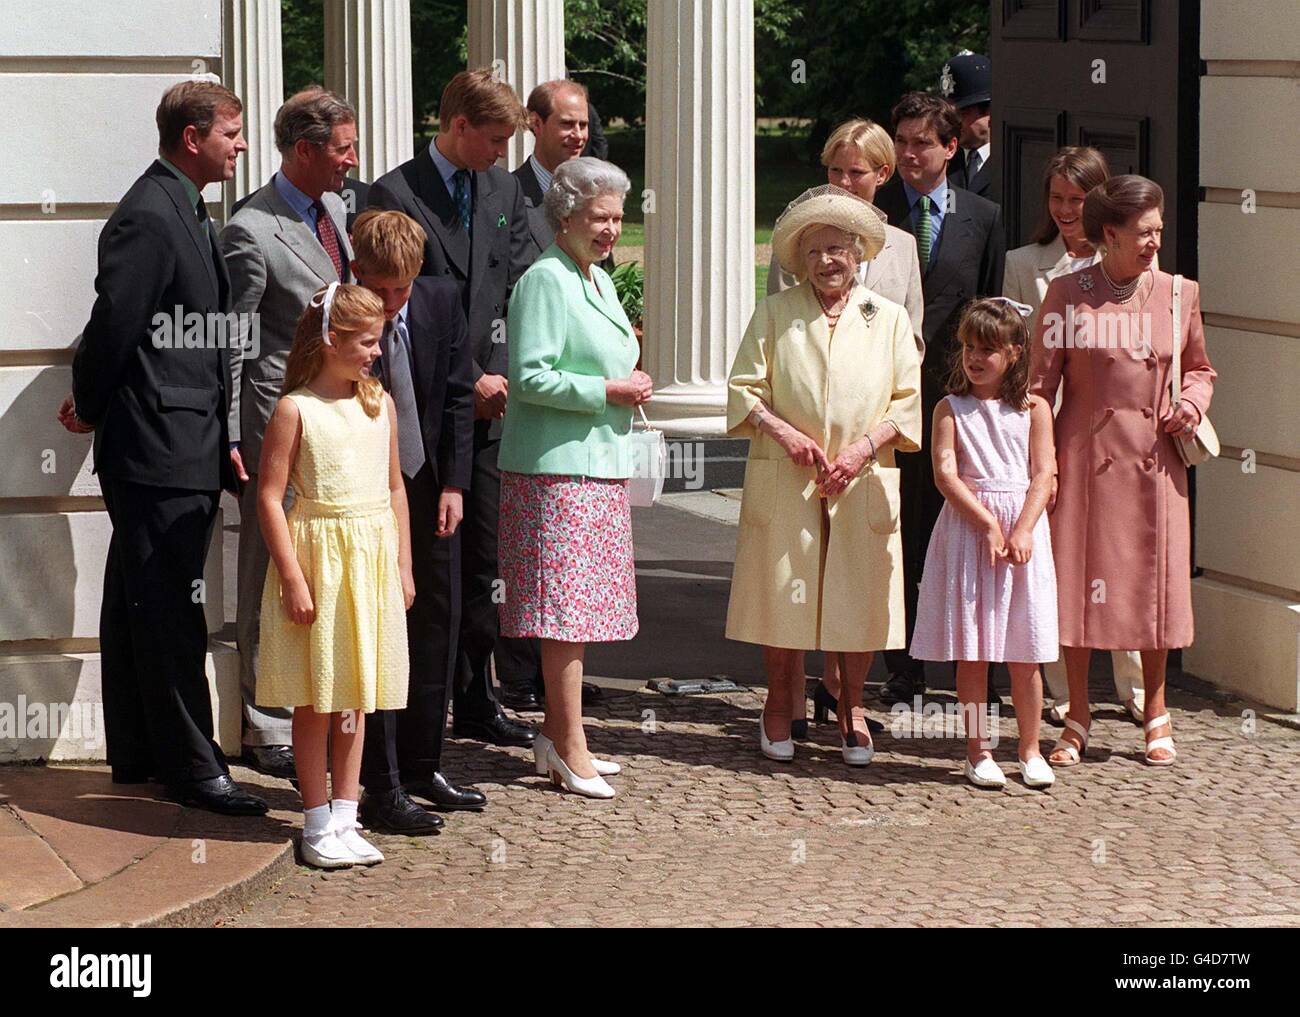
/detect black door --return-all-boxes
[991,0,1200,274]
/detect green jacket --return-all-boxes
[499,245,641,477]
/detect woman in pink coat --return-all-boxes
[1029,175,1215,768]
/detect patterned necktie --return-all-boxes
[916,194,932,268]
[313,200,346,280]
[382,318,427,479]
[452,169,472,234]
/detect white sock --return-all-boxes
[330,798,359,834]
[303,803,332,841]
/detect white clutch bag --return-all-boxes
[627,404,667,507]
[1170,274,1219,468]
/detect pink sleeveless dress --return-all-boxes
[910,393,1059,664]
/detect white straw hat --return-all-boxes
[771,184,887,276]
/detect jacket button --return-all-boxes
[1146,355,1157,368]
[1143,457,1156,470]
[1106,354,1116,363]
[1104,407,1115,417]
[1101,456,1113,467]
[1142,406,1154,418]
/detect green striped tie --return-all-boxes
[916,194,932,267]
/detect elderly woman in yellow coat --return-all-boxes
[727,185,922,767]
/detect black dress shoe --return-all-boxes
[498,686,543,711]
[111,766,152,784]
[359,787,444,834]
[404,771,487,811]
[809,682,884,734]
[453,710,536,747]
[878,671,925,706]
[168,774,268,816]
[241,744,297,780]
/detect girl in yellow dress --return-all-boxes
[256,283,414,869]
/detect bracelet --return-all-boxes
[866,434,877,462]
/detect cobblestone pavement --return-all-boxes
[216,683,1300,928]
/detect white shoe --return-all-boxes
[1144,712,1178,767]
[840,734,874,767]
[534,731,621,776]
[547,745,616,799]
[1048,700,1069,724]
[759,714,795,761]
[300,831,356,869]
[332,821,385,865]
[964,755,1007,789]
[1122,697,1145,724]
[1019,754,1056,789]
[1049,716,1090,767]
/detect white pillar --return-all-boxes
[221,0,283,214]
[643,0,755,437]
[324,0,413,184]
[466,0,566,170]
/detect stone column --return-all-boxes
[643,0,755,436]
[221,0,283,216]
[324,0,413,184]
[466,0,566,170]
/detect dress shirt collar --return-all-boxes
[273,170,321,229]
[428,135,467,196]
[902,176,948,212]
[529,154,555,194]
[159,156,202,216]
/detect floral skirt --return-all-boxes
[498,471,639,643]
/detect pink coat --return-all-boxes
[1030,269,1215,650]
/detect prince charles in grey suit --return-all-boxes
[219,87,358,771]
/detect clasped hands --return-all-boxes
[772,421,872,498]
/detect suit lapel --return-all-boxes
[861,234,894,291]
[263,184,338,284]
[413,154,470,276]
[153,163,219,302]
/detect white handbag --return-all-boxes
[627,405,667,507]
[1170,274,1219,467]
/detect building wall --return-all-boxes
[0,1,238,761]
[1185,1,1300,710]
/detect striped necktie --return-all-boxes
[916,194,932,267]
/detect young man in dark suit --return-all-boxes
[350,210,479,827]
[368,68,538,763]
[874,90,1006,706]
[62,81,267,815]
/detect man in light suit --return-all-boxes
[221,86,358,778]
[64,81,266,815]
[942,52,995,203]
[875,91,1005,706]
[368,67,537,800]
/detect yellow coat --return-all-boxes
[725,281,922,652]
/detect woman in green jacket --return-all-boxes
[498,157,653,800]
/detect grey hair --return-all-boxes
[274,86,357,154]
[543,156,631,232]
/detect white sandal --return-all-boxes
[1049,717,1089,767]
[1144,713,1177,766]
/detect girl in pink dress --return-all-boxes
[910,298,1059,790]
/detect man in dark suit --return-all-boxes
[351,209,479,828]
[516,79,590,263]
[368,67,537,776]
[63,81,266,815]
[942,51,995,203]
[875,90,1006,705]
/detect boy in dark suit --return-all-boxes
[350,210,481,831]
[368,68,538,753]
[64,81,266,815]
[874,91,1006,705]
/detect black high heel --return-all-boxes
[814,682,885,734]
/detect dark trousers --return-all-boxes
[455,427,540,720]
[362,465,461,789]
[99,478,226,785]
[883,432,945,680]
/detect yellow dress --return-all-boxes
[256,387,408,713]
[725,281,923,652]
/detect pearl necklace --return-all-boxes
[1099,259,1143,302]
[816,289,849,323]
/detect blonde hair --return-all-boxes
[821,118,896,182]
[352,209,426,280]
[282,284,387,418]
[439,67,527,129]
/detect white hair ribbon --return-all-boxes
[309,281,341,346]
[989,296,1034,318]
